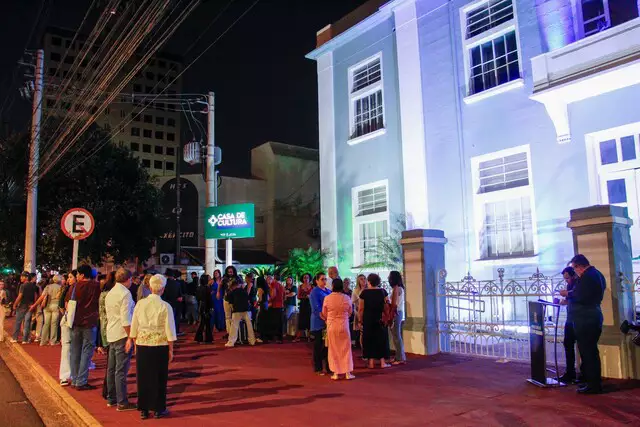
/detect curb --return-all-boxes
[0,333,101,427]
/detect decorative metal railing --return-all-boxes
[436,268,568,363]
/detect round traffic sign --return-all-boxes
[61,208,95,240]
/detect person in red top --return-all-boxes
[267,275,285,343]
[69,264,101,390]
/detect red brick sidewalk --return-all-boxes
[6,319,640,426]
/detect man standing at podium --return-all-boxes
[560,254,606,394]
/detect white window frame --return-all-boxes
[471,145,538,262]
[460,0,524,104]
[347,53,386,146]
[571,0,612,39]
[351,179,390,267]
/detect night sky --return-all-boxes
[0,0,368,176]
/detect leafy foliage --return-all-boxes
[0,124,163,270]
[284,246,330,281]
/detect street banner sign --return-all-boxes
[205,203,255,239]
[61,208,95,240]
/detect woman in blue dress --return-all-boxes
[210,269,226,332]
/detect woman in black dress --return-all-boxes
[358,273,391,369]
[294,273,313,342]
[255,276,270,343]
[195,274,213,344]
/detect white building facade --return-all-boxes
[307,0,640,280]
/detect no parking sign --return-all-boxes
[61,208,95,240]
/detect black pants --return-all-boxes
[172,304,181,334]
[269,308,283,341]
[563,321,577,376]
[574,316,602,388]
[312,330,329,373]
[196,312,213,343]
[137,345,169,413]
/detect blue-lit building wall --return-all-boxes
[318,0,640,279]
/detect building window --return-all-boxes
[146,72,154,80]
[133,84,142,92]
[156,116,165,125]
[65,39,71,48]
[131,127,140,137]
[155,145,163,155]
[349,55,384,140]
[462,0,521,97]
[154,160,163,169]
[166,147,175,156]
[352,181,389,266]
[143,144,151,153]
[51,36,62,46]
[142,159,150,168]
[63,55,74,65]
[167,133,175,141]
[131,142,140,151]
[155,131,164,140]
[472,147,535,260]
[50,52,61,61]
[166,161,174,171]
[579,0,611,37]
[143,114,152,123]
[143,129,152,138]
[48,68,57,76]
[156,102,165,111]
[167,118,176,127]
[120,110,126,118]
[132,112,140,122]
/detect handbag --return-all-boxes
[381,302,397,327]
[63,285,77,328]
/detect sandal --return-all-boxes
[331,374,339,381]
[381,363,391,369]
[346,373,356,380]
[392,360,406,366]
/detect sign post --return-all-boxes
[204,203,255,268]
[60,208,95,270]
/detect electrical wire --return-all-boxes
[57,0,260,179]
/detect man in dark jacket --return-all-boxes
[224,277,256,347]
[69,264,101,390]
[560,254,606,394]
[162,269,183,336]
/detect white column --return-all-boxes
[393,1,430,230]
[316,52,338,261]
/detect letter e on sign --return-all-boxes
[61,208,95,240]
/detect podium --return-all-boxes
[526,300,566,388]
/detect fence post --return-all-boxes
[497,268,508,363]
[567,205,637,379]
[400,229,447,355]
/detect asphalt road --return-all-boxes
[0,353,44,427]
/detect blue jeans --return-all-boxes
[70,326,97,387]
[12,306,33,342]
[390,310,406,362]
[107,338,132,405]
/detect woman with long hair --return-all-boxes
[293,273,313,342]
[211,269,225,332]
[284,276,297,338]
[351,274,367,348]
[388,270,406,365]
[137,274,153,301]
[359,273,391,369]
[321,278,355,380]
[310,272,331,375]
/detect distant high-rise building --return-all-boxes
[42,27,183,177]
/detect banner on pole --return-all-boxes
[205,203,255,239]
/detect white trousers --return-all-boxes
[227,312,256,346]
[59,320,72,381]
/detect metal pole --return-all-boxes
[205,92,216,275]
[23,49,44,273]
[175,144,181,265]
[225,238,232,269]
[72,239,79,270]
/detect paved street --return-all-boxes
[0,352,44,427]
[6,321,640,427]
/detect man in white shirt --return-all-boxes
[105,268,136,411]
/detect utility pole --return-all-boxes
[23,49,44,273]
[205,92,216,275]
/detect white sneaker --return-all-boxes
[9,339,17,343]
[224,342,234,348]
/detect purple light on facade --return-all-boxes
[535,0,577,51]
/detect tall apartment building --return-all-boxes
[307,0,640,280]
[42,27,183,177]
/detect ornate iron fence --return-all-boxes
[436,268,568,363]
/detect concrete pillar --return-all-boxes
[567,205,638,379]
[400,229,446,356]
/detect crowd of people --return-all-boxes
[0,263,408,418]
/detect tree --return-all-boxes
[285,247,330,281]
[0,124,163,270]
